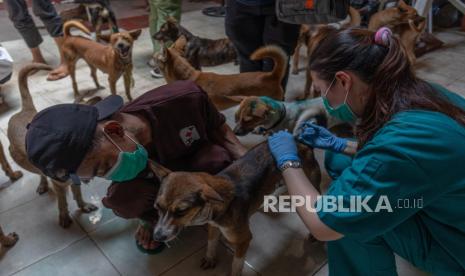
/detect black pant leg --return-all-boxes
[32,0,63,37]
[225,0,265,73]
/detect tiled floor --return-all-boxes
[0,1,464,275]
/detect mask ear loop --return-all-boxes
[323,77,337,98]
[102,128,124,152]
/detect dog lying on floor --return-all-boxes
[60,0,119,41]
[156,36,287,110]
[233,96,342,136]
[153,17,237,70]
[151,141,320,276]
[7,63,98,228]
[61,20,141,101]
[368,1,425,65]
[368,0,418,31]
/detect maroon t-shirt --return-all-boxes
[119,80,225,168]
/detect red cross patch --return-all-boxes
[179,125,200,146]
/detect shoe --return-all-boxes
[150,67,163,78]
[147,57,157,68]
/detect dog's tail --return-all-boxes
[250,45,287,83]
[63,20,91,38]
[18,63,53,111]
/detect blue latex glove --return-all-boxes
[297,122,348,152]
[267,130,301,168]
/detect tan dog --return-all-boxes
[292,7,361,99]
[61,20,141,101]
[368,1,425,65]
[151,142,320,276]
[156,36,287,110]
[368,0,419,30]
[7,64,98,228]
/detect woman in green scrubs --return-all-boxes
[268,27,465,275]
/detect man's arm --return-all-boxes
[210,123,248,160]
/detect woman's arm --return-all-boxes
[342,140,358,156]
[282,167,344,241]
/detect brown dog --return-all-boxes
[368,0,419,31]
[291,7,361,75]
[61,20,141,101]
[368,1,425,65]
[7,64,98,228]
[151,142,320,276]
[156,36,287,110]
[153,17,237,69]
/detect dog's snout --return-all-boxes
[153,230,168,242]
[233,125,247,136]
[117,43,125,49]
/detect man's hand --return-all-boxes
[211,123,248,160]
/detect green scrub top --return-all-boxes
[317,83,465,268]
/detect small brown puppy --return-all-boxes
[7,64,98,228]
[61,20,141,101]
[151,142,320,276]
[368,0,419,31]
[153,17,237,69]
[156,36,287,110]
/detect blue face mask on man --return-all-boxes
[322,78,357,123]
[103,131,148,182]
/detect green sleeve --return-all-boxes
[317,136,432,242]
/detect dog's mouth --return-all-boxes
[117,46,131,58]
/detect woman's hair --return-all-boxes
[309,27,465,147]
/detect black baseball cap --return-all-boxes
[25,95,124,183]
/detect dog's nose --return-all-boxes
[153,230,168,242]
[233,126,247,136]
[117,43,126,49]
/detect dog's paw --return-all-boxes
[8,171,23,181]
[36,181,49,195]
[79,202,98,213]
[59,213,73,228]
[200,257,217,270]
[1,232,19,247]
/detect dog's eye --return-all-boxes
[173,207,189,217]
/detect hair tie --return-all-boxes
[374,27,392,47]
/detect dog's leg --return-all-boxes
[36,175,49,195]
[95,19,102,42]
[230,229,252,276]
[0,142,22,181]
[292,43,302,75]
[201,225,221,269]
[108,75,117,97]
[52,180,73,228]
[123,70,133,101]
[89,65,102,89]
[70,185,98,213]
[302,66,313,99]
[69,61,80,99]
[0,225,18,247]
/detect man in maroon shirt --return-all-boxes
[25,80,247,253]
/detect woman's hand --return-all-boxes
[297,122,348,153]
[267,131,300,168]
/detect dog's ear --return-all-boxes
[398,0,409,13]
[129,29,142,40]
[149,161,172,182]
[200,185,224,204]
[98,33,112,43]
